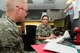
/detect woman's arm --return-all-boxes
[37,35,48,40]
[48,33,56,39]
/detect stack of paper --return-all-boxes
[45,36,64,43]
[75,45,80,49]
[45,30,70,43]
[44,30,78,53]
[31,30,78,53]
[43,42,78,53]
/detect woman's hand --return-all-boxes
[48,35,56,39]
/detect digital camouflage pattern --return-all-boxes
[0,15,24,53]
[36,24,53,44]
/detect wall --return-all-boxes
[0,0,6,11]
[0,10,5,18]
[47,9,63,20]
[26,9,64,20]
[26,9,47,20]
[0,0,6,18]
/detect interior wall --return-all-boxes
[0,10,5,18]
[26,9,47,20]
[0,0,6,18]
[0,0,6,11]
[26,9,64,20]
[47,9,63,20]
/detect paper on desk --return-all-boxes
[63,30,70,39]
[75,45,80,49]
[43,42,78,53]
[45,36,64,43]
[45,30,70,43]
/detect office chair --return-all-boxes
[22,25,36,51]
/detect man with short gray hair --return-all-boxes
[0,0,28,53]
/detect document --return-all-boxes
[45,30,70,43]
[63,30,70,39]
[44,30,78,53]
[45,36,64,43]
[43,43,78,53]
[75,45,80,49]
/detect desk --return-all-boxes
[31,39,79,53]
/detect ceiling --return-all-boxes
[0,0,69,11]
[28,0,69,10]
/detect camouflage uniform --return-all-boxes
[0,15,24,53]
[36,24,53,44]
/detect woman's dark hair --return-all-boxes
[42,15,49,20]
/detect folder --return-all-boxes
[31,44,55,53]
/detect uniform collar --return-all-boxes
[5,15,15,23]
[41,24,48,29]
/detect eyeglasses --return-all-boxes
[16,6,29,14]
